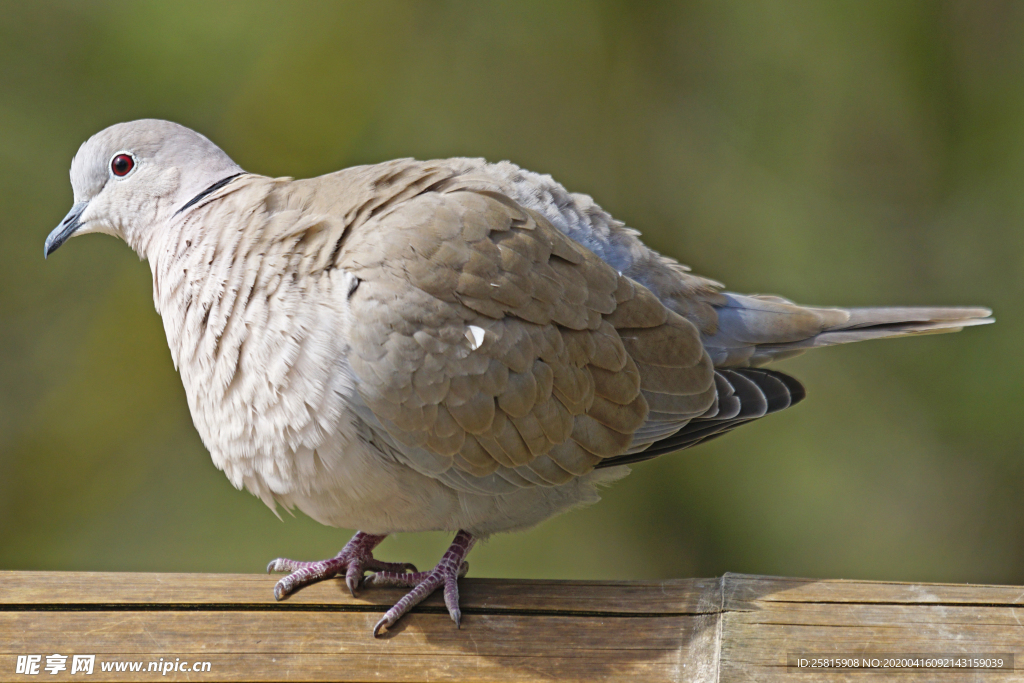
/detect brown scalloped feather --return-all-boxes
[340,186,715,492]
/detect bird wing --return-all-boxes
[337,188,718,494]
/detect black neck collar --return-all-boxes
[174,173,244,216]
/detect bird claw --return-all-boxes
[367,561,470,637]
[367,531,475,638]
[266,557,314,574]
[266,531,412,600]
[372,616,391,638]
[269,530,475,638]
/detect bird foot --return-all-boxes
[267,531,416,599]
[367,530,476,637]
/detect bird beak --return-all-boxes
[45,202,88,258]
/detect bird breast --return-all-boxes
[147,190,363,501]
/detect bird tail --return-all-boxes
[704,293,993,367]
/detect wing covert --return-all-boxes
[338,188,716,493]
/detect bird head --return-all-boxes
[45,119,243,259]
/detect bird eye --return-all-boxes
[110,153,135,177]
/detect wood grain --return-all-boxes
[0,572,720,682]
[720,573,1024,682]
[2,572,1024,681]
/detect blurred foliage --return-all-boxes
[1,0,1022,584]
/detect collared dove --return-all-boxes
[46,119,992,636]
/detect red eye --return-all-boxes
[111,154,134,177]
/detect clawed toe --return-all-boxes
[372,615,392,638]
[268,530,476,637]
[273,576,294,601]
[369,531,476,638]
[369,561,470,637]
[266,557,310,574]
[266,531,395,601]
[270,555,348,600]
[367,559,418,573]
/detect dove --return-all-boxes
[45,119,992,636]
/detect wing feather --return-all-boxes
[340,187,716,493]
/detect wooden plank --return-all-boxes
[0,571,722,614]
[7,571,1024,681]
[0,612,713,682]
[719,574,1024,682]
[723,572,1024,609]
[0,572,722,682]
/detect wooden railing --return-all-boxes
[1,571,1021,681]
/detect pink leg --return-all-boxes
[367,530,476,637]
[267,531,417,599]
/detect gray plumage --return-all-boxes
[46,119,992,634]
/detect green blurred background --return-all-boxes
[1,0,1021,584]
